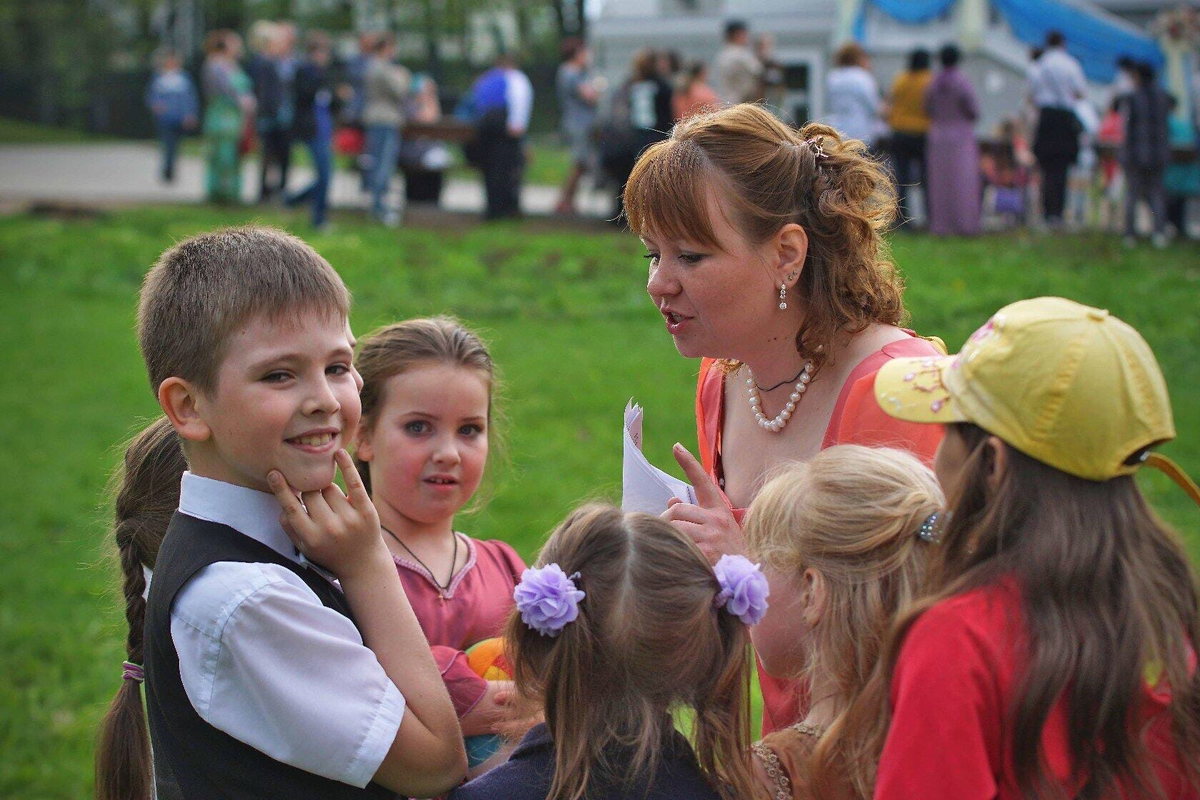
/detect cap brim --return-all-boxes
[874,355,968,425]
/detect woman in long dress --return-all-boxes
[924,45,981,236]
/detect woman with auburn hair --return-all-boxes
[623,102,944,734]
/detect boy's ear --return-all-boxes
[158,377,212,443]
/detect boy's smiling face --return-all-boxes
[184,309,362,493]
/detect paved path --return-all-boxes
[0,142,617,219]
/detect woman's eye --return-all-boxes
[643,252,660,265]
[679,253,705,265]
[404,421,430,434]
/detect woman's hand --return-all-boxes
[661,443,744,564]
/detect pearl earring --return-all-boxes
[778,284,788,310]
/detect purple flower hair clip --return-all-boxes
[713,554,770,626]
[513,563,586,637]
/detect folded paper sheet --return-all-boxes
[622,401,697,514]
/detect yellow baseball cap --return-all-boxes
[874,297,1190,488]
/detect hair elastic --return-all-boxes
[122,661,145,684]
[713,554,770,625]
[513,563,586,637]
[917,512,942,544]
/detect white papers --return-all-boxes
[622,400,697,514]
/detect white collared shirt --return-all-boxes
[156,472,405,787]
[1029,47,1086,109]
[505,68,533,135]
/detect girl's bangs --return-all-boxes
[623,139,720,249]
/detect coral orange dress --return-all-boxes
[695,334,945,734]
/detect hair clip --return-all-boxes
[513,563,585,637]
[917,512,942,544]
[804,137,829,161]
[713,554,770,626]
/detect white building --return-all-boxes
[590,0,1160,134]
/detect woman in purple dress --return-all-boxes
[924,45,981,236]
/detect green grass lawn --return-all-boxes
[1,206,1197,799]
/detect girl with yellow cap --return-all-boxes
[853,297,1200,799]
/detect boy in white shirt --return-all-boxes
[138,225,466,798]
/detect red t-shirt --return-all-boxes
[875,579,1199,800]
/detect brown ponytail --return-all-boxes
[505,505,756,800]
[95,417,186,800]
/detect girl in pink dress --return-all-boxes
[354,316,526,754]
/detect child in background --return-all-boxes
[981,120,1031,228]
[449,504,763,800]
[1097,99,1125,231]
[353,317,525,757]
[95,417,186,800]
[742,445,943,800]
[145,48,198,183]
[138,227,465,799]
[866,297,1200,799]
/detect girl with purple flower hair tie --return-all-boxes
[449,504,767,800]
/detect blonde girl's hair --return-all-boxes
[623,103,905,372]
[353,316,498,496]
[95,417,188,800]
[505,504,757,800]
[743,445,944,799]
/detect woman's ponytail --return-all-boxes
[95,417,185,800]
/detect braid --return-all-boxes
[95,417,185,800]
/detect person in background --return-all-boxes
[1112,55,1137,104]
[286,30,337,232]
[471,52,533,221]
[246,21,288,203]
[673,61,720,121]
[756,34,786,114]
[145,48,198,183]
[201,30,254,204]
[715,19,762,105]
[1029,30,1086,228]
[398,74,451,205]
[608,48,673,220]
[825,42,883,150]
[886,48,933,227]
[1166,96,1200,238]
[1120,61,1171,247]
[363,32,411,226]
[924,44,980,236]
[344,31,378,190]
[554,38,599,216]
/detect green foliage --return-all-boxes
[0,206,1196,798]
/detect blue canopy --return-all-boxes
[858,0,1164,83]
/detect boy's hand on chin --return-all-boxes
[268,450,390,582]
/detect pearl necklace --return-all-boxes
[747,362,813,433]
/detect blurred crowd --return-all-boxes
[146,18,1199,239]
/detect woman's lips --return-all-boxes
[663,310,692,335]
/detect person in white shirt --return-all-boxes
[824,41,884,149]
[714,19,763,105]
[1029,30,1087,226]
[128,226,467,799]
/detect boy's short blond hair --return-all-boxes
[137,226,350,395]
